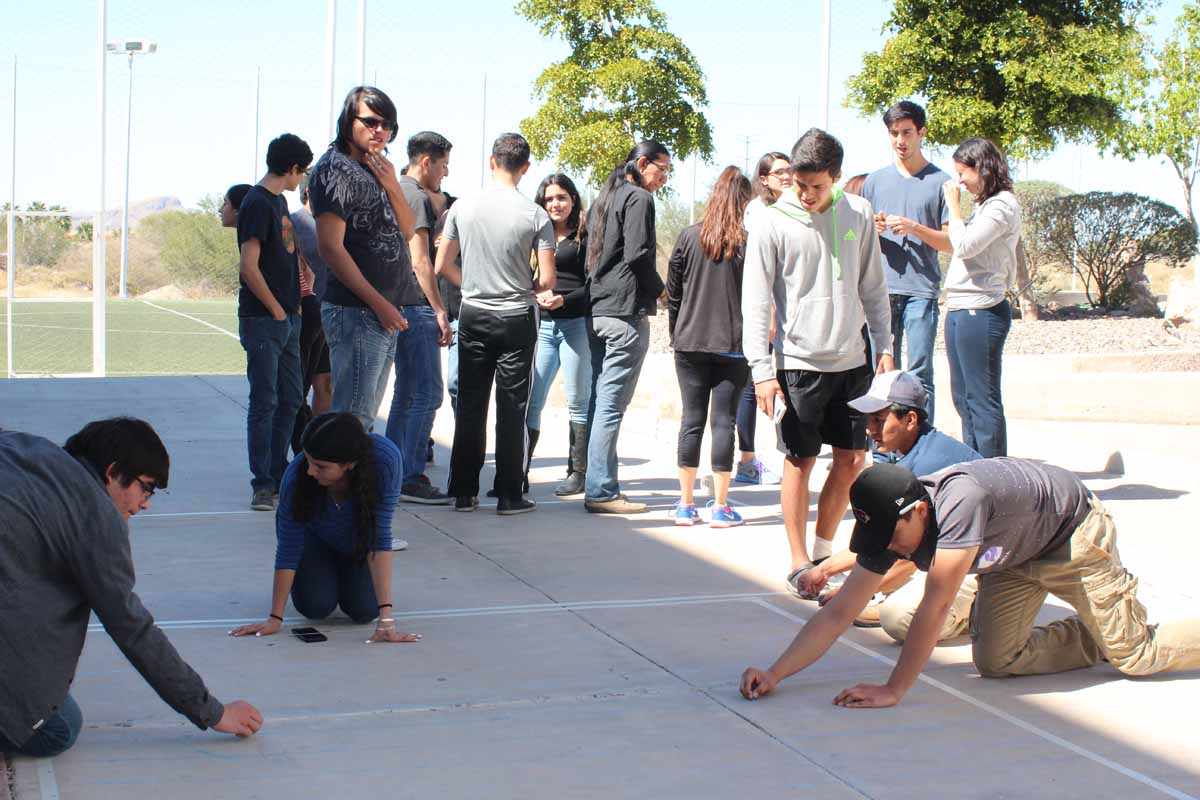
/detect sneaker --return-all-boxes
[497,497,536,516]
[706,501,744,528]
[401,482,451,505]
[454,496,478,512]
[584,494,648,514]
[391,538,409,551]
[251,489,275,511]
[735,458,781,485]
[785,563,823,600]
[416,474,432,487]
[670,501,701,526]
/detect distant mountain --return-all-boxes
[71,196,184,229]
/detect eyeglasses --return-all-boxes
[767,168,791,179]
[136,478,158,498]
[355,115,395,132]
[650,160,671,175]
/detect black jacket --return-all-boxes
[586,181,664,317]
[0,432,224,747]
[666,223,744,353]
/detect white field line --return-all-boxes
[87,591,789,633]
[4,322,235,335]
[37,758,60,800]
[750,598,1198,800]
[140,299,238,340]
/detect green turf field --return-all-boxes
[0,298,245,377]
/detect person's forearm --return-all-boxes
[767,609,854,682]
[239,255,286,317]
[269,569,296,618]
[912,223,952,254]
[816,549,859,579]
[323,241,393,312]
[886,596,950,698]
[534,262,557,293]
[367,551,394,609]
[410,248,446,315]
[383,186,416,240]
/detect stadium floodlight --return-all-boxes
[106,39,157,299]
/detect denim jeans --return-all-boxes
[944,300,1011,458]
[585,314,650,501]
[239,313,303,492]
[446,319,460,414]
[527,316,593,430]
[385,305,444,484]
[321,302,398,432]
[0,694,82,757]
[890,294,939,423]
[290,530,379,624]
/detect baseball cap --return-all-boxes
[848,464,936,574]
[847,370,928,414]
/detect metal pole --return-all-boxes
[7,56,16,377]
[253,66,261,180]
[796,95,801,139]
[357,0,367,86]
[480,73,487,187]
[323,0,337,144]
[119,52,132,299]
[689,157,697,225]
[819,0,831,129]
[94,0,107,376]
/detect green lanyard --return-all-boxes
[771,187,845,279]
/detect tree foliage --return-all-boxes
[1111,2,1200,235]
[517,0,713,187]
[846,1,1148,159]
[1036,191,1197,307]
[0,201,73,267]
[136,195,239,294]
[1013,180,1072,302]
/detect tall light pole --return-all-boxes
[106,39,156,300]
[819,0,831,129]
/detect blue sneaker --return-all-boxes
[734,459,781,486]
[671,501,701,526]
[707,501,744,528]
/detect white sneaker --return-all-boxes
[391,538,409,551]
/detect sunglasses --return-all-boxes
[355,115,395,132]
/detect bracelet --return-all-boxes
[378,617,395,623]
[269,614,283,622]
[378,603,393,610]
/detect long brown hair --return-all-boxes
[699,166,753,262]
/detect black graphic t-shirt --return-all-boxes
[236,185,300,318]
[307,148,416,309]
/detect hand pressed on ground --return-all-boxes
[833,683,900,708]
[213,700,264,737]
[229,617,282,637]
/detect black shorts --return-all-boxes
[776,364,872,458]
[300,294,331,382]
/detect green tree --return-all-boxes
[137,195,239,295]
[1111,3,1200,235]
[517,0,713,187]
[1,201,73,267]
[1014,180,1072,304]
[846,1,1148,159]
[1039,191,1197,308]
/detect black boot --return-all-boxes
[555,421,588,496]
[522,427,539,494]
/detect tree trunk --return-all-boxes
[1014,238,1039,320]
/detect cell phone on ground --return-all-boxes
[292,626,328,643]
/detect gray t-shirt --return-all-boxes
[923,458,1090,574]
[444,184,555,311]
[398,175,434,307]
[862,162,949,299]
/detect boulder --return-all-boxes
[1164,274,1200,330]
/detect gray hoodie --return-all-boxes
[742,187,893,384]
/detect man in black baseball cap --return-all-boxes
[740,459,1200,709]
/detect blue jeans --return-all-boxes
[321,302,398,432]
[585,314,650,501]
[944,300,1011,458]
[527,316,593,430]
[385,306,444,484]
[446,319,460,414]
[239,313,303,492]
[890,294,939,424]
[290,531,379,624]
[0,694,82,757]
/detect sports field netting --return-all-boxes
[1,298,243,377]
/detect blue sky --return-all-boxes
[0,0,1192,221]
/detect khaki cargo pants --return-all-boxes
[971,495,1200,677]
